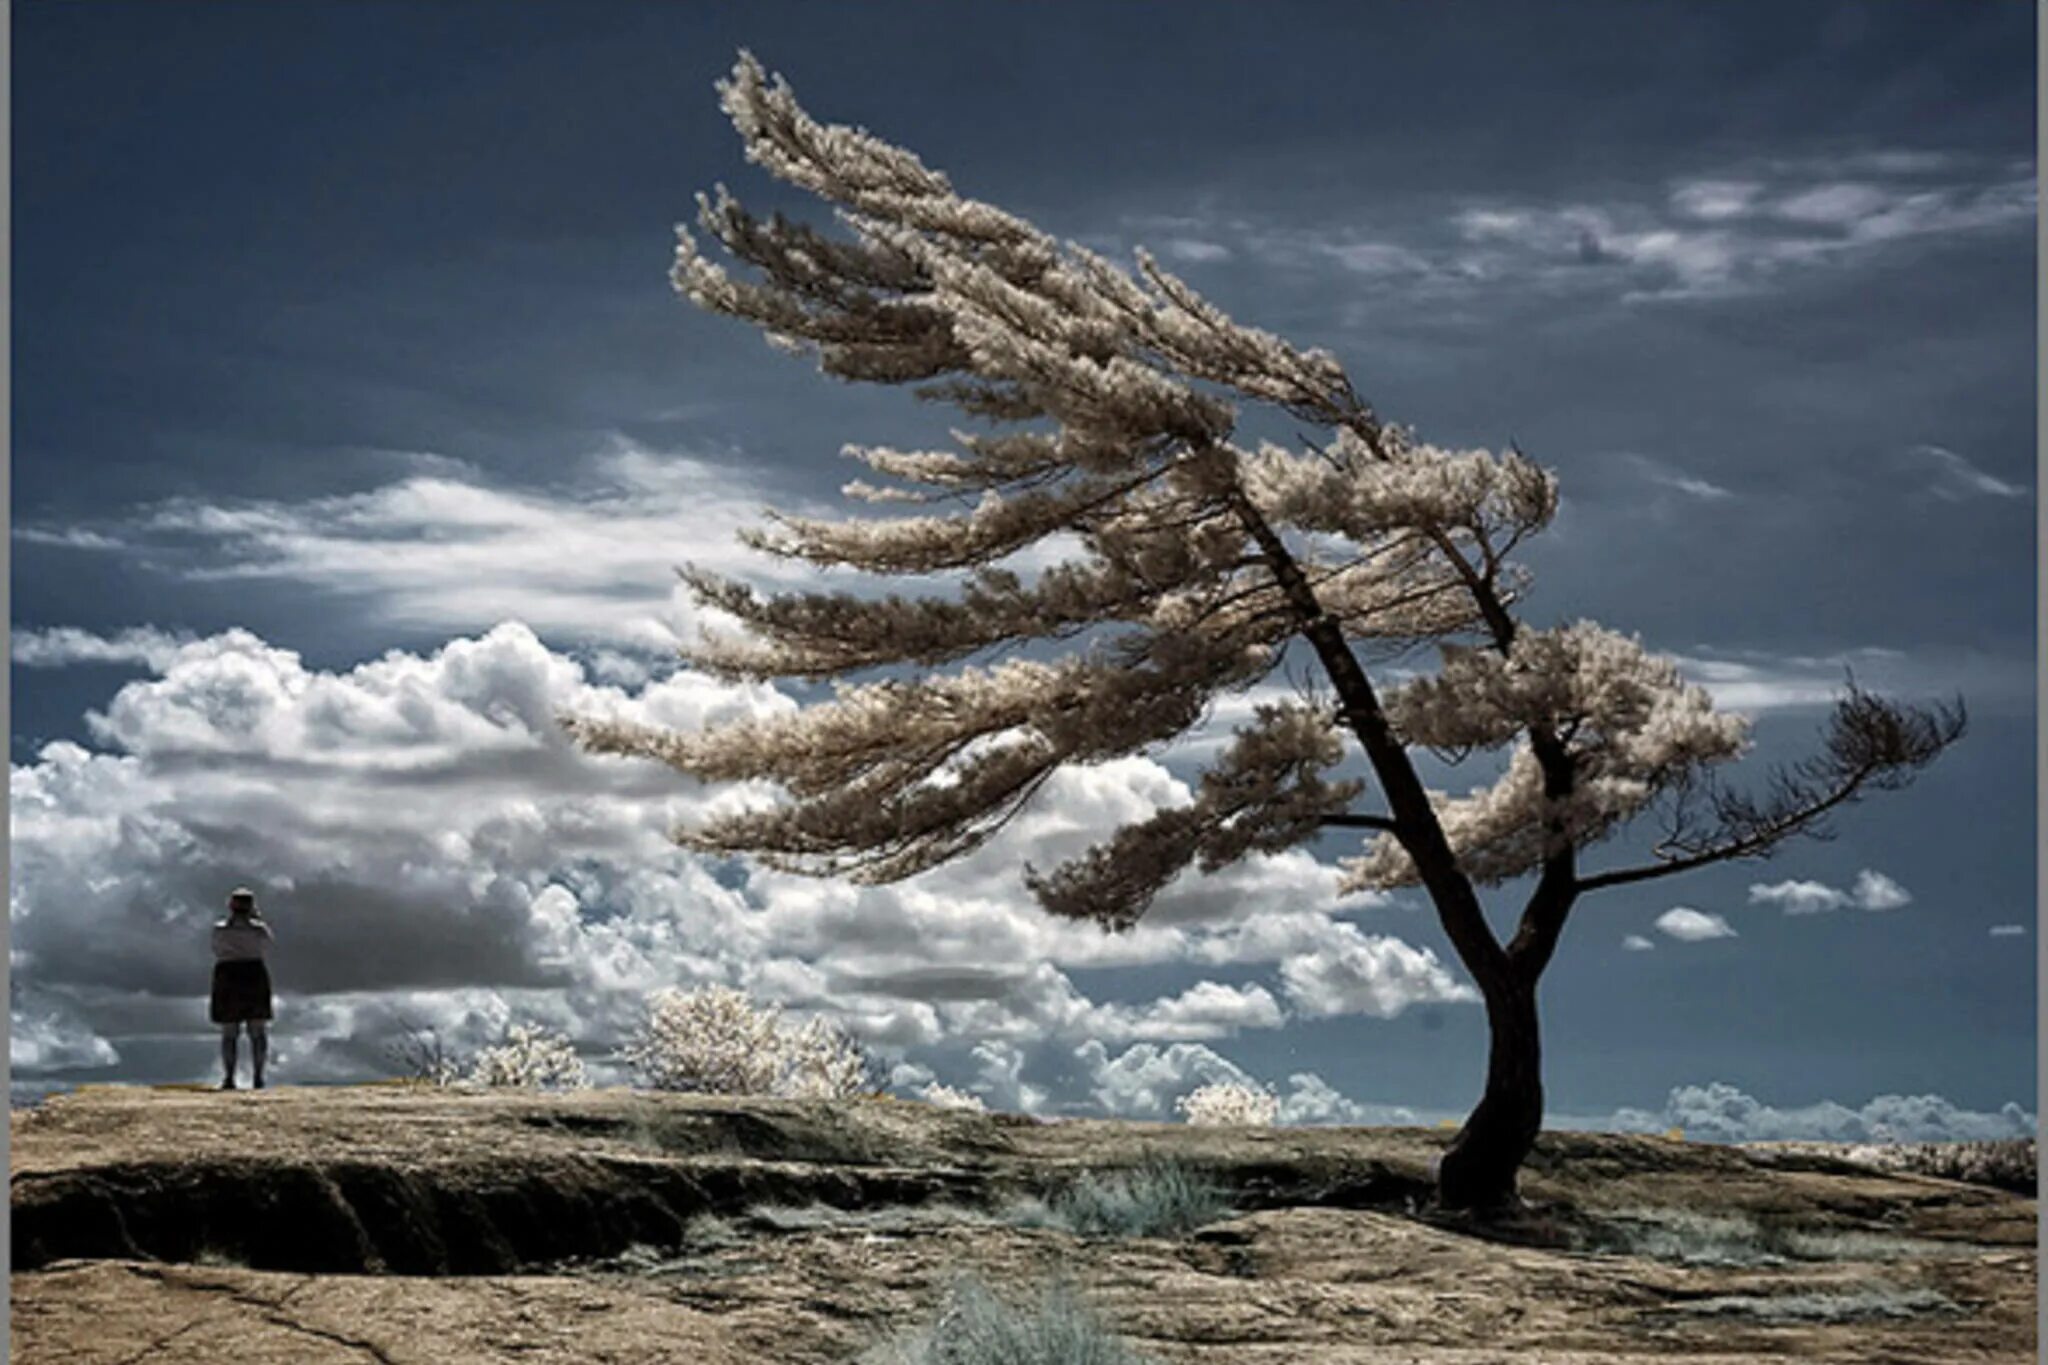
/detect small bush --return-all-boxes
[1176,1081,1279,1127]
[469,1022,588,1090]
[860,1276,1158,1365]
[921,1083,988,1113]
[384,1019,467,1087]
[1017,1158,1229,1239]
[618,985,880,1099]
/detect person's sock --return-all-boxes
[252,1031,268,1088]
[221,1032,239,1088]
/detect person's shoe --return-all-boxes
[253,1078,265,1090]
[220,1078,237,1091]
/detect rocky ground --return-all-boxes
[11,1085,2037,1362]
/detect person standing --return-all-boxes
[210,887,274,1090]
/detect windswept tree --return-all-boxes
[570,53,1964,1210]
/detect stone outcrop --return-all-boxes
[11,1085,2037,1362]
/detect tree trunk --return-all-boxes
[1435,977,1543,1212]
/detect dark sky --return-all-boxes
[9,1,2037,1137]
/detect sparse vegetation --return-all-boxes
[1010,1158,1230,1239]
[469,1022,589,1090]
[859,1276,1158,1365]
[1176,1081,1280,1127]
[1843,1138,2036,1193]
[1673,1283,1957,1323]
[618,985,882,1099]
[921,1083,988,1113]
[1575,1207,1967,1267]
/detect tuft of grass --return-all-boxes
[1674,1284,1957,1323]
[1009,1158,1229,1239]
[860,1275,1158,1365]
[1577,1208,1963,1267]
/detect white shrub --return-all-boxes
[468,1022,588,1090]
[1176,1081,1280,1127]
[619,984,874,1100]
[922,1082,988,1113]
[781,1015,878,1100]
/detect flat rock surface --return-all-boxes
[11,1086,2037,1362]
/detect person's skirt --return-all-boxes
[210,959,273,1025]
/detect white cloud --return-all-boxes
[1988,924,2026,938]
[1066,1040,1410,1127]
[13,626,198,671]
[10,992,121,1075]
[1850,869,1912,912]
[1668,179,1763,221]
[1621,934,1655,952]
[12,441,829,653]
[1607,1080,2036,1144]
[1749,869,1911,915]
[10,622,1457,1100]
[1616,452,1734,501]
[1278,928,1478,1019]
[1773,181,1895,225]
[1072,1039,1249,1118]
[1747,878,1851,915]
[1160,238,1231,263]
[1654,907,1736,942]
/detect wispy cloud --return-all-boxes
[1621,934,1655,952]
[12,626,197,671]
[1617,452,1736,501]
[1907,444,2029,501]
[1121,151,2032,309]
[1988,924,2026,938]
[12,440,823,653]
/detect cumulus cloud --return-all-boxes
[1621,934,1655,952]
[1278,928,1478,1019]
[1065,1039,1410,1126]
[1850,870,1912,912]
[1654,907,1736,942]
[9,622,1463,1100]
[1608,1081,2037,1144]
[1748,869,1911,915]
[1747,879,1851,915]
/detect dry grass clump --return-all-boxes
[859,1276,1157,1365]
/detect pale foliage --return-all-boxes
[1346,623,1752,888]
[620,984,873,1100]
[468,1022,589,1091]
[921,1082,989,1113]
[568,51,1960,1027]
[1176,1081,1281,1127]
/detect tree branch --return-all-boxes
[1318,813,1400,832]
[1574,686,1965,895]
[1223,472,1510,989]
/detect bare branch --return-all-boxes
[1575,685,1965,894]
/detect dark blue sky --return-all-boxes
[9,2,2037,1135]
